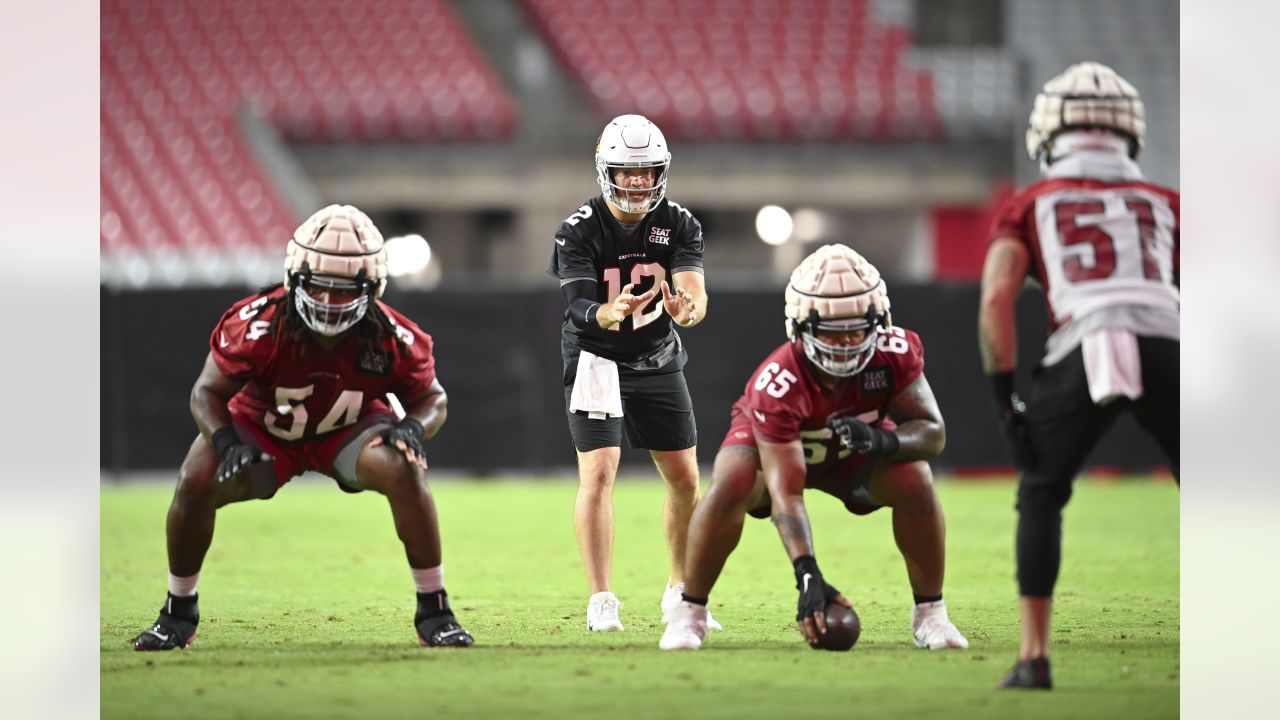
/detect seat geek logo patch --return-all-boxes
[648,227,671,245]
[860,368,891,396]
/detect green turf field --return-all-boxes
[102,476,1178,719]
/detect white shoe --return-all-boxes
[586,591,624,632]
[661,582,722,630]
[911,600,969,649]
[659,601,707,650]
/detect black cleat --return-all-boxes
[416,614,475,647]
[997,657,1052,689]
[133,615,198,651]
[133,593,199,651]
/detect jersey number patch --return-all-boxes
[754,362,799,398]
[1053,197,1165,283]
[265,386,365,441]
[602,263,667,331]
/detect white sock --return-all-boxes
[411,565,444,594]
[168,572,200,597]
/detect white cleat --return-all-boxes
[661,583,722,631]
[659,601,707,650]
[911,600,969,650]
[586,591,624,632]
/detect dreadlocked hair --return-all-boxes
[254,281,408,365]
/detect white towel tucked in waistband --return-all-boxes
[1081,328,1144,406]
[569,350,623,420]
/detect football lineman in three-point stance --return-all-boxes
[662,244,968,652]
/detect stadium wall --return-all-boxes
[101,286,1169,476]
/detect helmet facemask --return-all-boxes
[783,243,892,379]
[282,203,389,337]
[596,159,669,214]
[797,313,880,378]
[292,268,375,337]
[594,114,671,215]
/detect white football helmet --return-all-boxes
[283,204,388,336]
[595,114,671,215]
[1026,61,1146,164]
[785,244,891,378]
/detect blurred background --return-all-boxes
[99,0,1179,477]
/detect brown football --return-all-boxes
[814,602,861,651]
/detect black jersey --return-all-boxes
[547,195,705,363]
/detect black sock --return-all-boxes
[681,593,709,607]
[416,590,452,620]
[164,592,199,623]
[913,593,942,606]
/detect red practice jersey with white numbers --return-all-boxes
[990,177,1180,335]
[725,328,924,478]
[210,287,437,443]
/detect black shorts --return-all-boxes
[1023,335,1179,488]
[562,337,697,452]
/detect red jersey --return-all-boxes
[990,175,1180,336]
[210,287,437,443]
[723,327,925,478]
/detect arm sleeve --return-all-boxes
[561,278,602,331]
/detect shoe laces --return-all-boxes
[598,594,621,618]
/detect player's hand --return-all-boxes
[999,402,1036,470]
[211,428,273,484]
[990,372,1035,469]
[374,417,428,470]
[793,555,839,647]
[660,281,699,328]
[827,416,900,456]
[597,283,657,329]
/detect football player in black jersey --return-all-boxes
[547,114,719,633]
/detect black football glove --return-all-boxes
[210,427,273,484]
[990,372,1036,470]
[793,555,841,623]
[382,417,427,465]
[827,416,900,456]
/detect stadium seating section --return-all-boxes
[101,0,514,261]
[522,0,942,142]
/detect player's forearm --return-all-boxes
[978,296,1018,374]
[770,494,817,561]
[764,459,815,559]
[885,419,945,461]
[978,239,1027,374]
[405,390,447,440]
[190,386,234,440]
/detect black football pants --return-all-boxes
[1015,336,1179,597]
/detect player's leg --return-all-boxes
[576,446,622,595]
[650,446,699,590]
[683,445,766,599]
[862,459,967,650]
[661,444,766,649]
[563,358,627,631]
[134,430,268,651]
[1131,336,1180,482]
[1000,349,1117,687]
[865,460,945,597]
[352,428,472,647]
[622,365,701,620]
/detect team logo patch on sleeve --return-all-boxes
[358,348,389,375]
[860,368,892,396]
[648,227,671,245]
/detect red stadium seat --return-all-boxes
[101,0,515,258]
[522,0,939,142]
